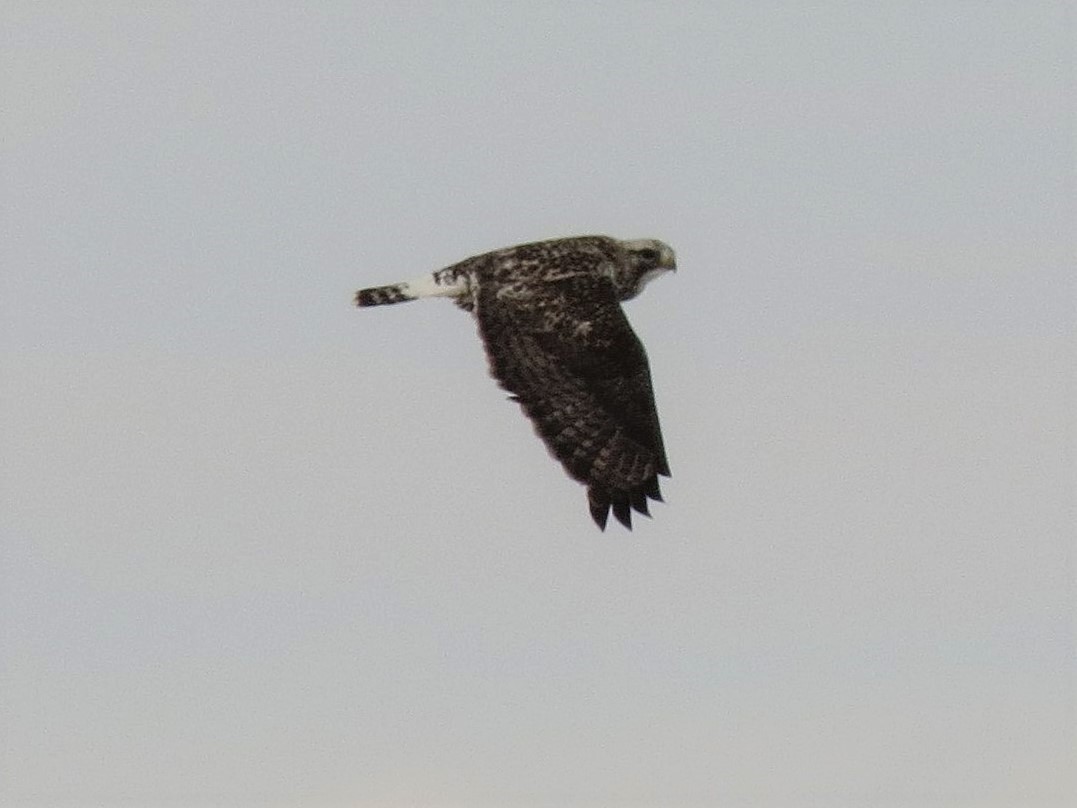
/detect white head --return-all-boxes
[619,238,677,299]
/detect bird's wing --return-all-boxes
[476,273,669,530]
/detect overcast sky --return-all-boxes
[2,3,1073,807]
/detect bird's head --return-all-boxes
[619,238,676,299]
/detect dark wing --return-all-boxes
[476,273,669,530]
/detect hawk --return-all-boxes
[355,235,675,530]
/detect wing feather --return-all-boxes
[476,273,669,529]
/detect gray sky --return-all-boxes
[2,3,1073,806]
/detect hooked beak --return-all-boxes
[661,247,677,272]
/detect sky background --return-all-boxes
[1,2,1073,806]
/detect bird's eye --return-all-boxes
[638,248,659,263]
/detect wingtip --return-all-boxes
[588,488,611,530]
[644,476,664,503]
[631,489,650,517]
[588,472,668,530]
[590,502,610,531]
[612,499,633,530]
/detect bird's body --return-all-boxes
[355,235,674,530]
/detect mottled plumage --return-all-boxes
[354,235,674,530]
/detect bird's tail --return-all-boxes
[354,282,414,307]
[354,269,470,308]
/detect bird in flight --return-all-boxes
[355,235,674,530]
